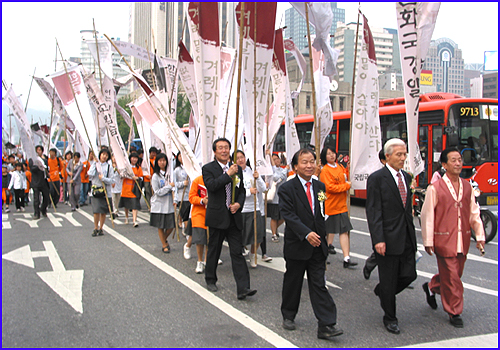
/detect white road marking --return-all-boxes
[78,209,297,348]
[2,245,35,268]
[46,213,63,227]
[15,218,42,228]
[55,212,82,227]
[2,214,11,229]
[400,332,498,348]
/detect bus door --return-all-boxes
[417,124,443,188]
[417,125,430,187]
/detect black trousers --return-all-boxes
[365,251,377,272]
[205,215,250,294]
[374,244,417,325]
[13,189,25,209]
[281,247,337,327]
[33,184,49,216]
[49,180,60,206]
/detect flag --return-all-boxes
[84,73,134,178]
[50,64,98,155]
[178,40,200,129]
[283,38,307,99]
[396,2,440,176]
[132,104,152,177]
[114,97,132,128]
[235,2,276,176]
[291,2,340,79]
[157,56,178,118]
[2,86,37,161]
[268,29,300,164]
[86,38,113,78]
[350,15,383,190]
[186,2,221,165]
[74,130,88,161]
[216,46,237,138]
[112,40,155,62]
[309,36,334,151]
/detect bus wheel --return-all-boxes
[472,209,498,244]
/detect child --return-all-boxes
[2,165,13,212]
[9,162,27,212]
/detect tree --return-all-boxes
[116,95,137,144]
[176,93,191,127]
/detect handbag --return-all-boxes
[91,185,106,198]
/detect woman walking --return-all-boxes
[149,153,175,253]
[88,149,114,237]
[119,153,143,227]
[173,151,192,257]
[66,152,83,211]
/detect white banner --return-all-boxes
[74,130,88,162]
[216,46,237,139]
[350,15,383,190]
[158,56,178,119]
[396,2,440,176]
[236,2,276,176]
[50,64,98,155]
[187,2,220,165]
[112,40,155,62]
[283,38,307,99]
[87,38,113,78]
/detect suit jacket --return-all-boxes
[28,158,49,189]
[278,176,328,260]
[366,166,416,255]
[202,160,246,230]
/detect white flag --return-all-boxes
[396,2,440,176]
[350,15,382,190]
[87,38,114,78]
[284,38,307,99]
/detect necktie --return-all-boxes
[224,166,231,209]
[305,182,313,213]
[397,172,407,207]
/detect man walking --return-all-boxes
[366,139,417,334]
[420,147,485,328]
[28,145,49,219]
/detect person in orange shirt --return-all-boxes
[80,151,93,206]
[319,146,357,268]
[189,175,209,274]
[23,163,31,204]
[119,153,143,227]
[143,147,157,206]
[47,148,63,208]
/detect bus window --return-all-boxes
[338,119,350,154]
[418,126,429,187]
[297,122,313,149]
[380,113,406,141]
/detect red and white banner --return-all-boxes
[236,2,276,176]
[50,64,98,154]
[186,2,220,165]
[309,36,333,150]
[132,102,152,177]
[283,38,307,100]
[268,29,300,164]
[350,15,382,190]
[396,2,440,176]
[2,86,37,161]
[178,40,200,128]
[87,38,114,78]
[84,73,133,178]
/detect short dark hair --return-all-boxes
[49,148,57,154]
[99,149,111,161]
[440,147,461,164]
[36,145,44,152]
[149,147,158,154]
[291,148,316,169]
[74,152,81,158]
[212,137,231,152]
[175,151,182,168]
[65,151,73,158]
[8,154,15,159]
[153,153,168,174]
[15,162,23,168]
[378,149,386,161]
[320,146,336,166]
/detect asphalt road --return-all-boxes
[2,198,498,348]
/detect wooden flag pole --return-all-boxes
[305,2,320,163]
[252,2,259,267]
[222,52,238,138]
[47,44,58,153]
[232,2,245,204]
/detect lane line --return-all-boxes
[77,209,297,348]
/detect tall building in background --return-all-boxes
[422,38,465,96]
[284,3,345,51]
[77,30,131,100]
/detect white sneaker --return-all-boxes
[249,253,257,268]
[195,261,204,274]
[16,209,20,212]
[20,207,25,212]
[183,243,191,260]
[242,248,249,256]
[218,259,223,265]
[5,208,10,213]
[262,254,273,262]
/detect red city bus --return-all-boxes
[272,93,498,204]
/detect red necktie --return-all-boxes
[397,172,407,207]
[306,182,313,213]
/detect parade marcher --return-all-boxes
[202,138,256,300]
[421,147,485,328]
[268,153,288,243]
[2,165,13,212]
[8,162,27,212]
[47,148,62,208]
[119,153,143,227]
[110,156,122,219]
[189,175,209,273]
[319,146,357,268]
[23,163,31,205]
[278,148,343,340]
[257,178,272,263]
[149,153,175,253]
[235,150,266,268]
[28,145,49,219]
[173,151,192,258]
[63,151,73,204]
[6,154,16,171]
[366,139,417,335]
[87,149,114,236]
[80,151,93,206]
[66,152,82,211]
[142,147,157,207]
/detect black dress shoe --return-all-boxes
[237,288,257,300]
[363,265,371,280]
[385,323,400,334]
[422,282,438,309]
[343,258,358,268]
[282,319,296,330]
[328,244,336,255]
[449,314,464,328]
[41,211,47,217]
[32,214,40,220]
[318,324,343,340]
[207,284,218,292]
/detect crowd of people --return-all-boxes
[2,137,485,339]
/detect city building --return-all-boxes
[482,72,498,99]
[283,3,345,51]
[422,38,465,96]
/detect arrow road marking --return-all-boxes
[2,214,11,229]
[2,245,35,268]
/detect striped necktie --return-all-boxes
[397,172,407,207]
[224,166,231,209]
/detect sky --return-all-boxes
[2,1,498,130]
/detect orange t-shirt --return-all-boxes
[319,163,350,216]
[189,175,207,229]
[121,166,143,198]
[47,157,62,182]
[80,161,90,183]
[60,160,67,183]
[25,170,32,193]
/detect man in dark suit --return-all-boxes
[28,145,50,220]
[202,138,256,300]
[366,139,417,334]
[278,148,343,340]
